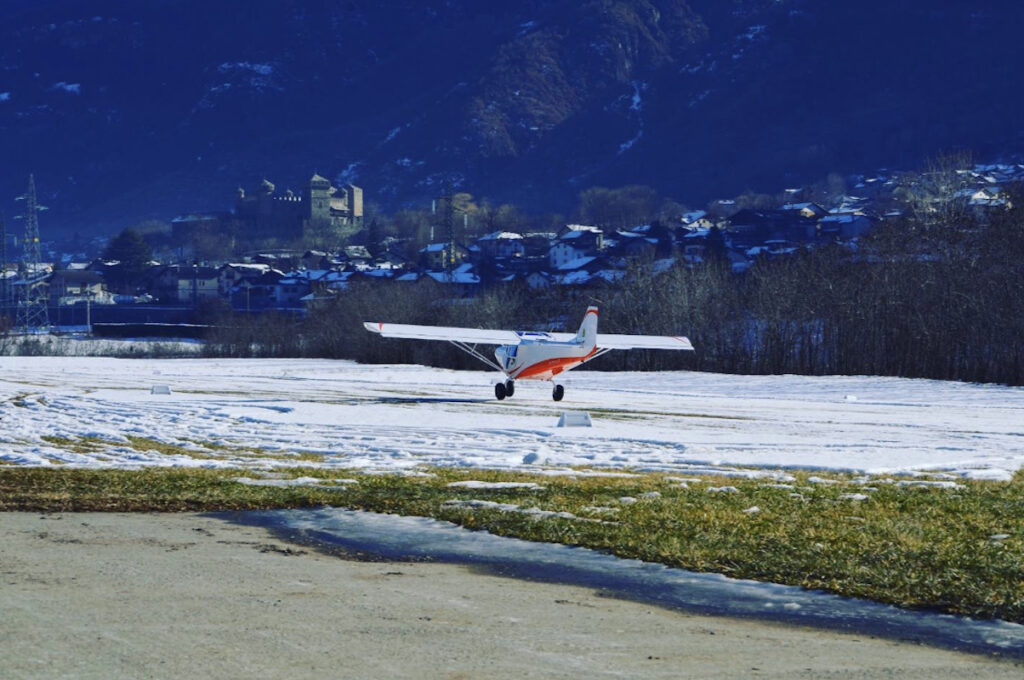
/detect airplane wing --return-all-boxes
[595,333,694,351]
[363,322,521,345]
[365,322,694,349]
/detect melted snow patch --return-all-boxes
[442,499,592,522]
[249,508,1024,655]
[446,481,544,490]
[234,476,356,488]
[895,480,964,490]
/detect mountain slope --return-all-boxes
[0,0,1021,237]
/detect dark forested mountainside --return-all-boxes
[1,0,1022,237]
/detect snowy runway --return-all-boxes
[1,357,1023,479]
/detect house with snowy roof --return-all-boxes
[166,265,221,305]
[680,210,714,227]
[342,245,374,266]
[780,202,829,219]
[818,213,873,240]
[230,269,285,311]
[419,242,468,271]
[423,262,481,296]
[473,231,526,261]
[549,225,604,269]
[219,263,277,296]
[273,273,313,309]
[47,269,111,306]
[300,250,332,270]
[612,231,659,260]
[968,187,1010,210]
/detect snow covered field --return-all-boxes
[2,356,1023,480]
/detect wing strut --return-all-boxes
[449,341,504,372]
[581,347,614,365]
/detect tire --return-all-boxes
[505,380,515,397]
[552,384,564,401]
[494,382,507,400]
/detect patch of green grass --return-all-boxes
[278,451,328,463]
[41,435,110,454]
[123,436,213,458]
[40,434,327,464]
[184,439,326,463]
[40,434,223,461]
[0,466,1022,623]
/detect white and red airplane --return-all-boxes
[364,306,694,401]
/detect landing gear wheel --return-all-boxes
[505,380,515,397]
[494,382,507,400]
[552,384,565,402]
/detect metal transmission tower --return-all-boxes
[14,174,49,331]
[0,213,9,313]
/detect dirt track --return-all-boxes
[1,512,1020,679]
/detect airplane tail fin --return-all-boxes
[574,306,598,348]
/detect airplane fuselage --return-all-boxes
[495,339,597,381]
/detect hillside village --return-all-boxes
[1,161,1021,333]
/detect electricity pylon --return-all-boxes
[14,174,49,331]
[1,213,9,312]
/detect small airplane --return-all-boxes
[364,306,694,401]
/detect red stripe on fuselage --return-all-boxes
[509,346,598,380]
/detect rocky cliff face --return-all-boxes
[1,0,1021,236]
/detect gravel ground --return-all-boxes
[1,512,1020,679]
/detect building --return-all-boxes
[549,225,603,269]
[234,174,363,240]
[165,265,221,305]
[47,270,110,306]
[419,242,467,271]
[780,202,829,220]
[473,231,526,261]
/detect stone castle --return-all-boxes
[235,174,363,240]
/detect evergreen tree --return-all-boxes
[102,228,153,292]
[104,228,152,273]
[704,225,728,267]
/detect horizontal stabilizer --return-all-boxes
[596,333,694,351]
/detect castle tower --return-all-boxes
[306,173,334,224]
[345,184,364,226]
